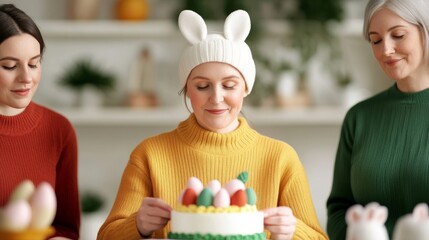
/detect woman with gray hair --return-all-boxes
[327,0,429,239]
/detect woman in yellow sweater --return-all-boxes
[98,9,327,240]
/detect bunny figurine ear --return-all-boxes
[346,202,389,240]
[224,10,251,42]
[413,203,429,220]
[365,202,388,223]
[346,204,364,224]
[178,10,208,45]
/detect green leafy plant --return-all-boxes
[285,0,344,70]
[81,191,104,214]
[289,0,343,23]
[59,59,115,93]
[267,0,346,90]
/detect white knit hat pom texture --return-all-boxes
[178,9,256,94]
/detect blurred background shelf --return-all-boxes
[56,106,347,127]
[38,20,179,38]
[37,19,364,38]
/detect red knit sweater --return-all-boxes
[0,102,80,239]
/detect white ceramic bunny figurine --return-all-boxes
[346,202,389,240]
[392,203,429,240]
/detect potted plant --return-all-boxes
[291,0,343,72]
[58,58,116,108]
[80,191,106,240]
[81,191,104,214]
[264,0,344,106]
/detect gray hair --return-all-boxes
[363,0,429,61]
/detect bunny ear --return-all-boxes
[346,204,364,224]
[178,10,208,44]
[224,10,251,42]
[413,203,429,220]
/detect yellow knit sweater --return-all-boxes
[97,114,328,240]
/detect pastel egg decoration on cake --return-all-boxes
[168,171,266,240]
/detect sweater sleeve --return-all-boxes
[97,144,153,240]
[52,118,80,239]
[326,111,356,240]
[279,146,328,240]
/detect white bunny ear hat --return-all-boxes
[178,9,256,94]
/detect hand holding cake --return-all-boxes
[136,197,172,237]
[264,206,297,240]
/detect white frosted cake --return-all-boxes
[168,172,266,240]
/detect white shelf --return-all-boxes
[56,107,189,126]
[37,19,363,39]
[263,19,364,38]
[37,20,179,38]
[55,106,347,127]
[243,106,347,126]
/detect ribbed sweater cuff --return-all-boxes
[123,212,149,239]
[294,218,327,240]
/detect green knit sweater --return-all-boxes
[327,84,429,239]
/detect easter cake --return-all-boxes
[168,172,266,240]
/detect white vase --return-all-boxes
[276,71,299,98]
[80,212,107,240]
[342,84,371,108]
[75,86,104,109]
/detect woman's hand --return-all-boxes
[136,197,172,237]
[263,206,297,240]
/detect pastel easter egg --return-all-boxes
[196,188,213,207]
[230,189,247,207]
[186,177,204,195]
[9,180,35,203]
[213,188,230,208]
[224,179,245,196]
[182,188,198,206]
[0,200,32,231]
[29,182,57,229]
[207,180,221,195]
[245,187,257,205]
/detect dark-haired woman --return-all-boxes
[0,4,80,239]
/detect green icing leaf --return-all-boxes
[196,188,213,207]
[237,171,248,183]
[245,187,257,205]
[168,232,266,239]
